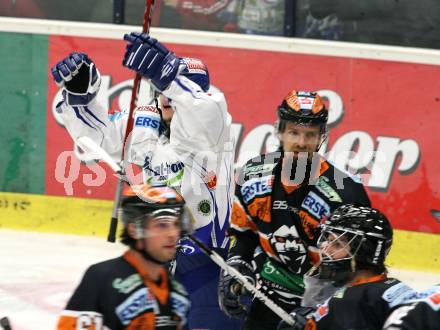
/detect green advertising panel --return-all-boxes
[0,32,48,194]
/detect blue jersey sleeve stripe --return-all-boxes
[72,106,96,130]
[84,105,107,127]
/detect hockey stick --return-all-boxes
[76,136,296,325]
[77,137,122,175]
[108,0,156,242]
[187,235,296,326]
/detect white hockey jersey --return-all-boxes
[55,75,235,253]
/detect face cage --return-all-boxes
[317,227,365,265]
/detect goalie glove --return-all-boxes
[218,256,255,319]
[51,52,101,106]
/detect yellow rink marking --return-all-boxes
[0,192,113,237]
[0,192,439,273]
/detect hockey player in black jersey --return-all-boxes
[383,284,440,330]
[278,204,415,330]
[57,184,191,329]
[220,90,371,329]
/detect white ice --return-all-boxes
[0,229,438,330]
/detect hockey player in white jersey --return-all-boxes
[51,33,241,329]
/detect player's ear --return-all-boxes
[127,223,138,239]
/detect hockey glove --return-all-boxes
[51,52,101,106]
[277,307,315,330]
[123,32,180,92]
[218,256,255,319]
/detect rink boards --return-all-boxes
[0,18,439,274]
[0,191,439,273]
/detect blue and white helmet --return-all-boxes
[179,57,210,92]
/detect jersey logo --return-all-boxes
[243,163,277,177]
[116,288,159,325]
[428,292,440,310]
[241,176,274,203]
[202,170,217,190]
[161,58,177,79]
[315,176,342,202]
[178,244,196,255]
[197,199,212,216]
[170,291,191,326]
[135,116,161,130]
[382,283,416,308]
[113,274,142,294]
[270,225,306,266]
[314,304,329,321]
[273,200,288,210]
[301,191,330,220]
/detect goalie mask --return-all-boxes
[317,204,393,282]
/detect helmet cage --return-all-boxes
[317,226,365,281]
[318,226,365,262]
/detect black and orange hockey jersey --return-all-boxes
[229,152,370,308]
[306,276,415,330]
[383,284,440,330]
[57,250,190,330]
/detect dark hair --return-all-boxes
[120,227,137,248]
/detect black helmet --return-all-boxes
[120,183,192,236]
[317,204,393,281]
[277,90,328,134]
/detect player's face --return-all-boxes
[142,216,181,262]
[280,122,321,155]
[320,231,351,260]
[159,95,174,122]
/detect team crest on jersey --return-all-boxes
[269,225,307,266]
[197,199,212,216]
[202,171,217,190]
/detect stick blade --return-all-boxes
[77,136,122,173]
